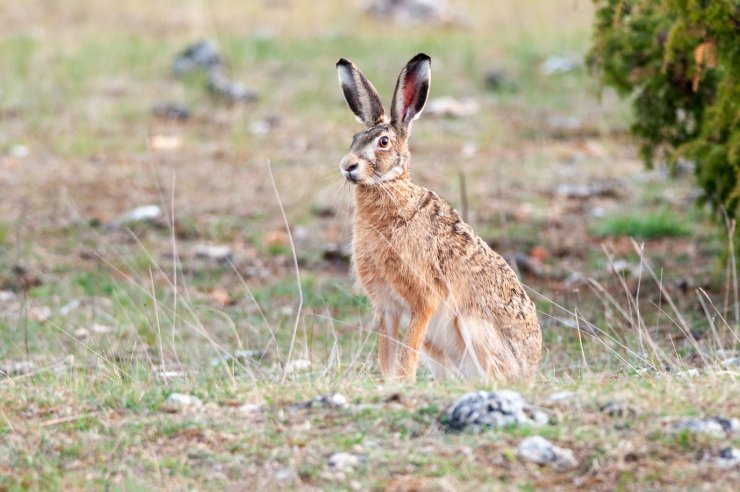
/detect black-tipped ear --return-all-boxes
[390,53,431,132]
[336,58,386,127]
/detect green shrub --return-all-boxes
[587,0,739,230]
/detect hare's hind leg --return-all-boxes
[453,317,488,381]
[422,341,451,380]
[376,307,402,378]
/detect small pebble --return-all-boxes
[73,328,90,340]
[546,391,576,403]
[518,436,578,471]
[166,393,203,407]
[328,452,364,471]
[672,416,739,437]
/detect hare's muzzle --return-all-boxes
[340,155,360,183]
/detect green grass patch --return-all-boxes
[593,210,691,239]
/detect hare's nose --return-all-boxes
[344,162,359,173]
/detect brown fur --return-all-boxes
[336,54,541,382]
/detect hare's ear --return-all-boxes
[390,53,431,133]
[336,58,386,127]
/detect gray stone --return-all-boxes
[111,205,162,228]
[152,102,191,120]
[207,71,258,103]
[540,55,581,75]
[547,391,576,403]
[425,97,479,118]
[292,393,349,411]
[172,41,222,75]
[166,393,203,407]
[672,416,740,437]
[328,452,364,471]
[442,390,548,432]
[194,244,233,263]
[518,435,578,470]
[710,447,740,469]
[365,0,461,26]
[0,360,35,378]
[600,400,635,418]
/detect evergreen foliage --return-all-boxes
[588,0,739,227]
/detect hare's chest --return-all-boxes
[351,223,403,287]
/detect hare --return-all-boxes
[336,54,541,383]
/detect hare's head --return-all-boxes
[336,54,431,185]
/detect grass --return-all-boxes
[0,0,738,490]
[1,371,738,490]
[593,210,692,239]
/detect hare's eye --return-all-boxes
[378,136,390,148]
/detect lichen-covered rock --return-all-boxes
[441,390,548,432]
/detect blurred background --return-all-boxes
[0,0,732,374]
[3,1,740,490]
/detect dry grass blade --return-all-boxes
[268,160,305,384]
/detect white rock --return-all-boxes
[273,467,296,481]
[285,358,311,374]
[91,323,112,334]
[425,97,479,118]
[28,306,51,322]
[710,447,740,469]
[518,436,578,470]
[443,390,548,431]
[238,403,264,414]
[328,452,363,471]
[720,357,740,368]
[564,272,586,288]
[249,120,271,136]
[557,182,618,199]
[194,244,232,262]
[207,71,258,103]
[366,0,461,26]
[73,328,90,339]
[166,393,203,407]
[672,417,740,437]
[547,391,576,403]
[10,144,29,158]
[150,134,182,151]
[60,299,81,316]
[278,305,295,317]
[0,291,16,303]
[461,142,477,158]
[292,393,350,411]
[117,205,162,224]
[676,368,700,378]
[0,360,35,377]
[329,393,349,408]
[156,370,186,381]
[540,55,581,75]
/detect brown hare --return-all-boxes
[336,54,541,383]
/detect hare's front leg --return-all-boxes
[397,303,437,382]
[376,307,401,378]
